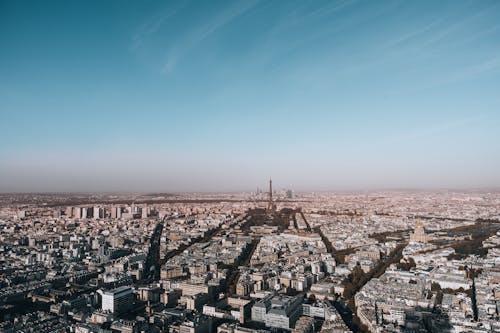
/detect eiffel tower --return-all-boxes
[267,178,276,212]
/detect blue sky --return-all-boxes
[1,0,500,192]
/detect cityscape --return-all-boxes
[2,0,500,332]
[1,186,500,332]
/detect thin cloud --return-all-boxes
[424,55,500,88]
[381,19,441,50]
[447,23,500,49]
[130,0,188,51]
[248,0,378,71]
[161,0,260,75]
[420,3,498,47]
[452,56,500,80]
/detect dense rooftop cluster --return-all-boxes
[0,190,499,332]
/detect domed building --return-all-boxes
[410,221,429,243]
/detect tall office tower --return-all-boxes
[93,206,100,219]
[99,286,134,314]
[141,206,148,219]
[73,207,81,219]
[65,206,73,218]
[82,208,87,219]
[111,206,117,219]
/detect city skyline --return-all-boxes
[2,0,500,192]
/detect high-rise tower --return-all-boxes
[267,178,276,212]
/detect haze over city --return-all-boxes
[1,0,500,192]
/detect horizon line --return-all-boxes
[2,186,500,195]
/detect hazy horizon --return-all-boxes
[1,0,500,192]
[2,183,500,195]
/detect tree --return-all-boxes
[431,282,441,292]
